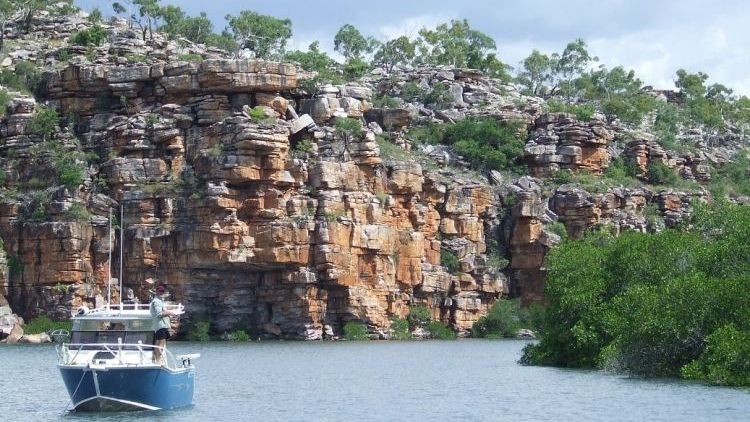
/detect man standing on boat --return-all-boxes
[150,285,174,364]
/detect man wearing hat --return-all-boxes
[150,285,174,364]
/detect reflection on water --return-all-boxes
[1,340,748,422]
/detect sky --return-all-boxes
[74,0,750,95]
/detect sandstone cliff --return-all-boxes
[0,8,740,340]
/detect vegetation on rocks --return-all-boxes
[343,321,369,340]
[521,202,750,387]
[24,315,72,334]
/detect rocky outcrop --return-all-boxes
[525,113,615,177]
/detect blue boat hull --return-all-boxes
[59,366,195,411]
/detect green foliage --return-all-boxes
[472,299,526,338]
[422,83,453,109]
[371,95,400,109]
[602,157,640,187]
[376,135,410,161]
[187,320,211,341]
[284,41,342,87]
[206,31,238,53]
[708,151,750,198]
[390,318,410,340]
[24,315,72,334]
[343,321,369,340]
[407,305,432,329]
[70,24,108,46]
[177,53,203,62]
[293,139,314,155]
[417,19,509,79]
[440,249,460,273]
[0,60,42,95]
[521,202,750,386]
[247,106,275,123]
[225,10,292,59]
[681,324,750,387]
[546,222,568,240]
[334,24,377,60]
[647,161,679,186]
[63,202,91,222]
[333,117,363,138]
[373,36,416,73]
[343,57,370,81]
[87,7,102,23]
[28,105,59,140]
[0,89,10,116]
[426,321,456,339]
[436,117,526,173]
[226,330,251,342]
[158,6,213,44]
[546,100,595,121]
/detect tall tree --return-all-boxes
[225,10,292,59]
[132,0,161,41]
[516,49,553,96]
[373,36,416,73]
[417,19,496,68]
[333,24,376,60]
[552,38,596,100]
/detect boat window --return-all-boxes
[72,319,155,332]
[70,331,154,349]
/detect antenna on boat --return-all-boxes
[119,203,124,310]
[107,207,112,306]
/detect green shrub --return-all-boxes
[426,321,456,339]
[521,202,750,386]
[56,158,85,189]
[63,202,91,222]
[343,321,369,340]
[371,95,400,108]
[422,83,453,108]
[71,25,108,46]
[407,305,432,329]
[0,89,10,116]
[390,318,410,340]
[333,117,364,138]
[343,57,370,81]
[399,81,424,102]
[546,100,595,121]
[438,117,526,173]
[187,320,211,342]
[681,324,750,387]
[0,60,42,95]
[293,139,315,154]
[177,53,204,62]
[546,222,568,240]
[708,151,750,198]
[647,161,679,186]
[472,299,525,338]
[440,249,460,273]
[28,106,59,140]
[226,330,251,342]
[24,315,72,334]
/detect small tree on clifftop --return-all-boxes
[225,10,292,59]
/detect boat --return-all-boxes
[56,303,199,411]
[56,206,199,411]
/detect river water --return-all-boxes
[1,340,748,421]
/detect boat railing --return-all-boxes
[82,303,185,315]
[58,340,193,371]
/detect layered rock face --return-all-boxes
[0,57,509,339]
[525,113,614,177]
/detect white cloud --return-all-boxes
[377,14,456,41]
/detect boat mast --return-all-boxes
[107,207,112,306]
[119,203,124,309]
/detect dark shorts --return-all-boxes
[154,328,170,340]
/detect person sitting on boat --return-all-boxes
[150,285,175,364]
[122,287,139,310]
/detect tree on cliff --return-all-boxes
[132,0,162,41]
[373,36,416,73]
[416,19,510,80]
[225,10,292,59]
[334,24,377,60]
[516,49,553,97]
[157,5,213,44]
[0,0,14,51]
